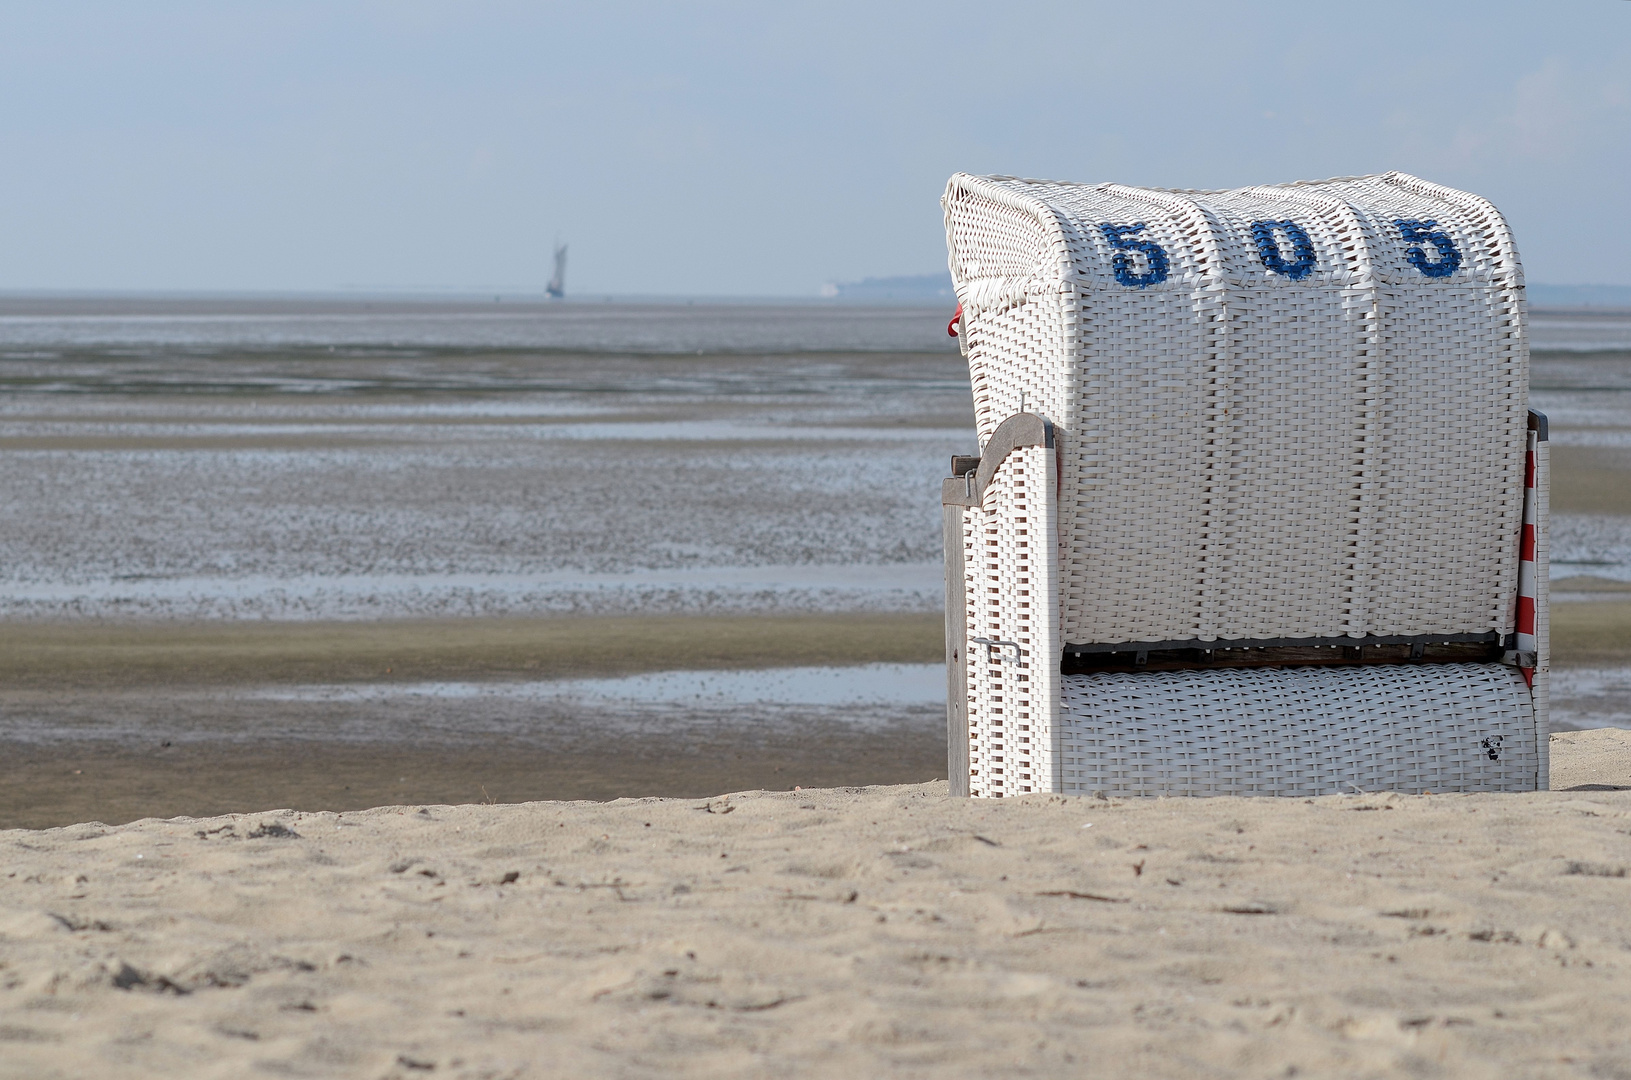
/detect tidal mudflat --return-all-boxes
[0,353,971,622]
[0,614,946,829]
[0,306,974,825]
[1,302,1629,828]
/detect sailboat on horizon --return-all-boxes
[545,242,567,299]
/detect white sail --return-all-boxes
[545,242,567,299]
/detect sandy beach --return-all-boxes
[1,730,1627,1078]
[3,308,1630,1074]
[4,0,1629,1063]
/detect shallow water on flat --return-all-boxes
[1550,667,1631,731]
[0,333,974,620]
[255,662,945,710]
[0,663,948,745]
[0,302,1626,613]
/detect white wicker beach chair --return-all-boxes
[941,171,1548,797]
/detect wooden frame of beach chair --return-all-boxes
[940,172,1549,797]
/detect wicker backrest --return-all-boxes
[943,171,1528,647]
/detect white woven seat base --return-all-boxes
[1056,663,1537,796]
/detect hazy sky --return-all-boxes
[1,1,1627,295]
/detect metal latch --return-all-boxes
[971,637,1022,665]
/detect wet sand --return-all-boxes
[0,730,1627,1079]
[0,614,944,830]
[0,729,944,833]
[1551,445,1631,516]
[4,605,1628,830]
[1550,600,1631,666]
[0,613,944,689]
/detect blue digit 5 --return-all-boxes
[1099,222,1170,288]
[1251,219,1316,280]
[1394,219,1461,278]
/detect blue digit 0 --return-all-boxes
[1251,219,1316,280]
[1099,222,1170,288]
[1394,219,1461,278]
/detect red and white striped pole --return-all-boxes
[1514,430,1540,687]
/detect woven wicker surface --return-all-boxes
[944,171,1528,646]
[964,444,1059,799]
[1057,663,1538,797]
[1531,433,1551,786]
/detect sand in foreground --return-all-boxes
[2,731,1629,1079]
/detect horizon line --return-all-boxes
[2,284,1629,308]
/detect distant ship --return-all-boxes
[545,242,567,299]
